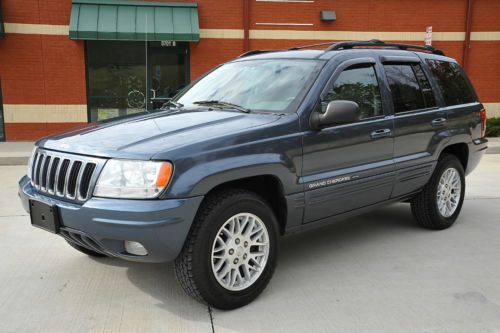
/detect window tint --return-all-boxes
[384,64,425,113]
[426,60,475,106]
[413,64,436,108]
[323,65,383,119]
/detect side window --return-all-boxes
[413,64,436,108]
[323,64,383,120]
[384,64,425,113]
[426,59,476,106]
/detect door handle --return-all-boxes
[431,117,447,127]
[370,128,392,139]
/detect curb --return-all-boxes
[486,147,500,154]
[0,157,29,166]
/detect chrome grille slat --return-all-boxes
[29,148,104,203]
[63,160,75,198]
[47,157,60,194]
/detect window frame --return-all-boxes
[318,57,386,123]
[381,61,439,116]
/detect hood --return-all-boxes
[38,109,281,159]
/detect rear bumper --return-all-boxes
[466,137,488,176]
[18,176,203,263]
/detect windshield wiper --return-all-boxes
[193,100,251,113]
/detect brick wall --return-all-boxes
[0,0,499,140]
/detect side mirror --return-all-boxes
[311,100,360,129]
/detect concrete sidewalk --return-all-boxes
[1,138,499,166]
[0,142,34,166]
[1,155,500,332]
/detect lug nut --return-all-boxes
[234,258,239,264]
[244,241,248,247]
[243,254,247,259]
[229,249,234,255]
[235,238,240,244]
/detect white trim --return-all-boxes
[249,30,466,41]
[199,29,244,39]
[4,23,69,35]
[2,22,500,41]
[3,105,88,123]
[471,31,500,41]
[484,103,500,118]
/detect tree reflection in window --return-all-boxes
[426,60,475,106]
[323,65,383,120]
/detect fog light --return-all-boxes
[124,241,148,256]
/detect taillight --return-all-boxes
[480,108,487,137]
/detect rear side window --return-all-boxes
[384,64,427,113]
[426,60,476,106]
[323,64,383,119]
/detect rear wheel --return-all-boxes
[66,240,108,258]
[174,189,279,310]
[411,154,465,230]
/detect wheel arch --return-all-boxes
[202,174,288,235]
[439,142,469,172]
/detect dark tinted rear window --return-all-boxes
[384,64,425,113]
[426,60,476,106]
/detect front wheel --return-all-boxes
[174,189,279,310]
[411,154,466,230]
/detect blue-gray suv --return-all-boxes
[19,40,488,309]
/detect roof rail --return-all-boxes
[325,39,445,55]
[238,50,280,58]
[288,42,337,50]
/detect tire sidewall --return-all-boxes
[429,156,466,227]
[191,192,279,309]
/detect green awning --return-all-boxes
[69,0,199,41]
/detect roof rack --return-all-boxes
[288,42,337,50]
[238,49,281,58]
[287,39,444,56]
[325,39,445,55]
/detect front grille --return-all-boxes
[30,148,105,202]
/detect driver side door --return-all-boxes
[302,57,395,223]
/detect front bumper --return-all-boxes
[19,176,203,263]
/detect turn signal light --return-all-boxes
[480,108,487,138]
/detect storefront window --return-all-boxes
[86,41,188,122]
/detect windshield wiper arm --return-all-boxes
[193,100,251,113]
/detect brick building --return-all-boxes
[0,0,498,141]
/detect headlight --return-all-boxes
[27,146,37,179]
[94,160,173,199]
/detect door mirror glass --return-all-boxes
[312,100,360,129]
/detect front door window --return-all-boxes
[86,41,188,122]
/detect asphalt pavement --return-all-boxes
[0,156,499,332]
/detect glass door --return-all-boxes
[86,41,189,121]
[147,45,189,110]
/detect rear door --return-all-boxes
[379,55,443,197]
[302,56,395,223]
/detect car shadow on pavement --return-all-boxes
[93,203,420,321]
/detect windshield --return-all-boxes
[174,59,323,113]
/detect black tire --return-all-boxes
[174,189,279,310]
[411,154,466,230]
[66,240,108,258]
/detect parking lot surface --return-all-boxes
[1,155,500,332]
